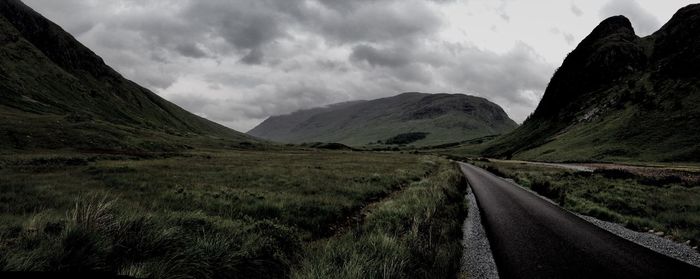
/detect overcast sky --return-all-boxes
[23,0,697,131]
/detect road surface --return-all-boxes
[459,162,700,279]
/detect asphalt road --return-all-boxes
[459,162,700,279]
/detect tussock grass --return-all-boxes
[0,150,465,278]
[69,194,116,232]
[2,196,303,277]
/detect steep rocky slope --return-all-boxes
[484,4,700,162]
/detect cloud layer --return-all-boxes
[22,0,688,131]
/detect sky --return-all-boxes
[23,0,697,131]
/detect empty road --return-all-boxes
[459,162,700,279]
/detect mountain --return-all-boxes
[483,4,700,162]
[248,92,518,146]
[0,0,255,152]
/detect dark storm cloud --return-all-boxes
[240,48,265,65]
[346,40,551,106]
[169,81,339,122]
[310,1,443,44]
[350,45,412,68]
[316,0,376,12]
[176,43,207,58]
[182,1,287,51]
[442,42,551,105]
[203,73,266,89]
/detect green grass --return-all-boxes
[0,106,263,153]
[510,99,700,163]
[0,150,466,278]
[292,161,467,279]
[470,160,700,246]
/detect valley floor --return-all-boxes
[0,149,466,278]
[2,147,699,278]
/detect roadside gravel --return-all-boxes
[461,187,499,279]
[463,164,700,277]
[578,215,700,268]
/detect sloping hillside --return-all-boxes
[484,4,700,162]
[249,92,518,146]
[0,0,255,152]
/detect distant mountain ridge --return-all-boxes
[0,0,254,151]
[484,4,700,162]
[249,92,518,146]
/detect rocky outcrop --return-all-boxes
[484,4,700,162]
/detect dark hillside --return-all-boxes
[0,0,254,152]
[249,92,518,147]
[484,4,700,162]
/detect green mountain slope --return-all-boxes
[248,92,518,146]
[0,0,255,152]
[483,4,700,162]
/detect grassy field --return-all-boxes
[469,159,700,247]
[293,160,466,279]
[0,149,466,278]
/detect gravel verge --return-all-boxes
[501,177,700,268]
[461,186,499,279]
[578,214,700,268]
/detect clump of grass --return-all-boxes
[293,234,410,279]
[69,194,116,232]
[530,179,567,205]
[483,165,507,178]
[1,195,303,278]
[3,195,115,272]
[567,197,624,223]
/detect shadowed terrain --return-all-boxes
[484,4,700,162]
[0,0,256,153]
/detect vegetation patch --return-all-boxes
[292,160,467,279]
[385,132,429,145]
[299,142,355,151]
[0,195,301,277]
[0,150,465,278]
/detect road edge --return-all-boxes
[466,162,700,269]
[458,163,500,279]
